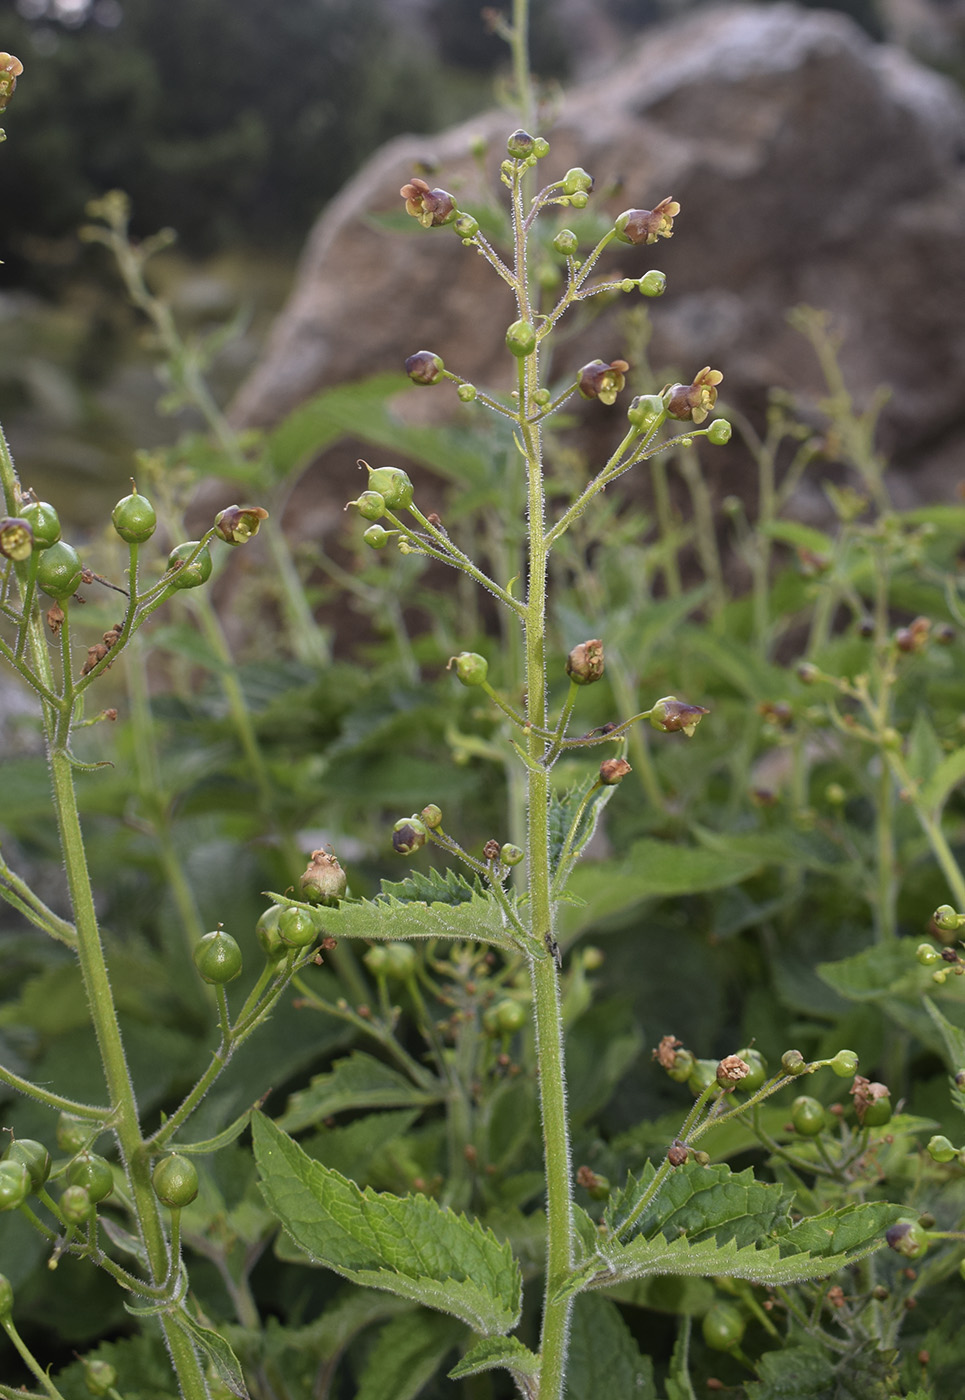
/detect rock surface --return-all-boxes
[231,4,965,504]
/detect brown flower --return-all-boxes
[614,197,680,245]
[566,639,605,686]
[849,1074,890,1123]
[599,757,632,785]
[577,359,629,406]
[649,695,710,738]
[665,366,724,426]
[400,176,457,228]
[654,1034,683,1071]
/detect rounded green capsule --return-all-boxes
[36,541,83,600]
[167,541,212,590]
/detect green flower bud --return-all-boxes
[582,946,604,971]
[453,213,479,240]
[421,804,443,829]
[214,504,269,545]
[21,500,61,549]
[702,1301,746,1353]
[638,269,666,297]
[404,350,445,386]
[553,228,579,257]
[36,541,83,600]
[927,1134,956,1162]
[152,1153,199,1209]
[82,1358,118,1396]
[382,942,417,980]
[364,945,388,975]
[457,383,477,402]
[500,843,524,866]
[533,137,550,158]
[933,904,965,932]
[60,1183,93,1225]
[363,524,389,549]
[112,490,157,544]
[781,1049,808,1076]
[449,651,488,686]
[917,942,941,966]
[392,816,427,855]
[483,998,527,1036]
[0,516,32,562]
[627,394,665,434]
[886,1219,929,1259]
[791,1095,827,1136]
[365,464,413,510]
[829,1049,859,1077]
[193,928,243,984]
[561,167,593,196]
[567,191,589,210]
[166,541,212,590]
[256,905,286,962]
[350,490,386,521]
[687,1057,719,1095]
[67,1152,114,1204]
[505,319,537,358]
[507,129,536,158]
[706,418,732,446]
[57,1112,90,1155]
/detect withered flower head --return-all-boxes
[614,197,680,245]
[649,695,710,738]
[717,1054,750,1091]
[665,366,723,426]
[600,757,632,786]
[849,1074,890,1123]
[214,504,269,545]
[654,1034,683,1071]
[577,359,629,406]
[482,839,501,861]
[299,849,347,906]
[400,176,457,228]
[566,639,605,685]
[667,1142,689,1167]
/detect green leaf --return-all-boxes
[171,1309,249,1398]
[377,866,482,907]
[923,997,965,1118]
[817,939,926,1002]
[549,779,619,874]
[355,1310,465,1400]
[252,1113,521,1335]
[279,1052,441,1132]
[604,1161,793,1248]
[760,519,835,556]
[301,1109,422,1182]
[565,1295,657,1400]
[448,1334,540,1382]
[315,891,519,953]
[920,743,965,815]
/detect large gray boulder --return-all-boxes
[232,4,965,503]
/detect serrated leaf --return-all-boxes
[565,1295,657,1400]
[279,1052,441,1132]
[920,743,965,814]
[253,1113,521,1335]
[605,1161,793,1248]
[171,1309,249,1398]
[315,890,519,953]
[549,780,618,874]
[378,866,482,907]
[448,1334,540,1382]
[356,1310,465,1400]
[922,997,965,1118]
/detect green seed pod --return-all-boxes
[500,843,524,866]
[350,491,386,522]
[111,490,157,544]
[421,804,443,829]
[450,651,488,686]
[152,1153,199,1209]
[733,1048,767,1093]
[560,167,593,196]
[791,1095,827,1137]
[505,319,537,358]
[507,129,536,158]
[452,212,479,240]
[687,1058,718,1096]
[4,1138,51,1190]
[366,465,413,510]
[277,906,319,949]
[927,1134,956,1162]
[193,928,243,984]
[781,1049,808,1076]
[638,269,666,297]
[364,945,388,975]
[82,1357,118,1396]
[67,1153,114,1204]
[706,418,732,446]
[299,849,347,906]
[382,942,417,980]
[484,998,527,1036]
[36,540,83,600]
[57,1112,90,1155]
[553,228,578,256]
[60,1183,93,1225]
[0,1159,30,1211]
[859,1095,892,1128]
[20,500,61,549]
[167,541,213,590]
[0,516,32,561]
[0,1273,13,1320]
[256,905,286,962]
[392,816,427,856]
[702,1301,746,1352]
[829,1049,859,1078]
[533,136,550,158]
[933,904,965,932]
[363,524,389,549]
